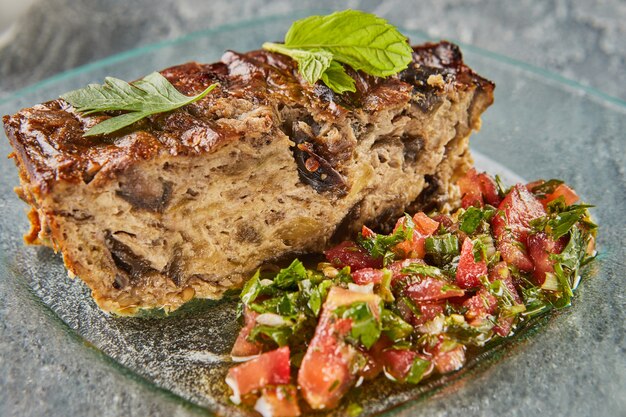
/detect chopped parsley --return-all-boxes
[335,302,382,349]
[405,357,432,384]
[425,233,459,266]
[359,214,414,265]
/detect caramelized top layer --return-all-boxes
[3,41,494,194]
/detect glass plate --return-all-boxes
[1,11,624,417]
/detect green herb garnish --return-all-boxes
[237,269,261,318]
[549,227,595,308]
[61,72,216,136]
[359,215,413,265]
[335,302,382,349]
[273,259,308,289]
[263,10,413,94]
[425,233,460,266]
[531,202,595,239]
[227,172,597,412]
[529,179,564,197]
[459,206,485,234]
[405,357,431,384]
[346,402,364,417]
[305,279,333,316]
[494,175,509,197]
[379,269,395,302]
[401,263,444,277]
[381,309,413,342]
[249,324,292,347]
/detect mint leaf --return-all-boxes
[61,72,216,136]
[494,175,509,198]
[549,226,594,306]
[283,10,413,76]
[263,10,412,93]
[531,203,595,240]
[321,61,356,93]
[261,44,333,85]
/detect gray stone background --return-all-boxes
[0,0,625,101]
[0,1,624,416]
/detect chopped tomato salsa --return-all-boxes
[225,171,596,415]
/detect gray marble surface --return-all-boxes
[0,2,624,417]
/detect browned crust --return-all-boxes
[3,41,494,197]
[2,41,494,314]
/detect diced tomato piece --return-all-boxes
[254,385,301,417]
[361,225,376,239]
[431,342,466,374]
[395,298,446,327]
[488,262,521,304]
[413,212,440,235]
[297,318,354,410]
[352,268,384,285]
[415,302,446,326]
[491,184,546,272]
[298,287,381,410]
[493,316,514,337]
[458,168,483,208]
[405,277,465,302]
[463,289,497,326]
[355,347,383,380]
[395,297,415,323]
[455,237,488,289]
[393,238,417,260]
[231,306,263,359]
[333,317,353,336]
[487,261,522,337]
[324,286,382,314]
[497,240,534,272]
[527,232,566,285]
[380,349,417,381]
[477,172,502,207]
[430,213,454,229]
[541,184,580,209]
[226,347,291,404]
[324,241,383,270]
[525,180,544,191]
[459,169,502,207]
[498,184,546,236]
[380,349,434,382]
[495,184,546,238]
[363,337,392,380]
[393,213,439,259]
[388,258,425,281]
